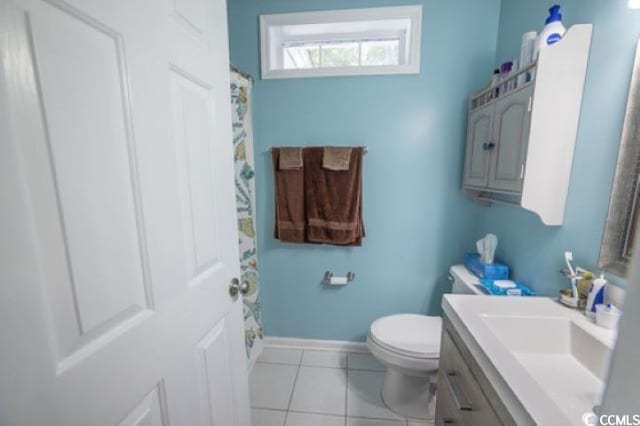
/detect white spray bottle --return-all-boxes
[585,274,607,319]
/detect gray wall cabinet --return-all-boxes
[463,85,533,195]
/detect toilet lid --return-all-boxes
[369,314,441,358]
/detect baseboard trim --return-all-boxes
[264,336,369,353]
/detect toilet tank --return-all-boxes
[449,265,486,295]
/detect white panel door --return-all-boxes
[0,0,250,425]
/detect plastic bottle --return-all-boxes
[585,274,607,319]
[534,5,567,58]
[519,31,538,86]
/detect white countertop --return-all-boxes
[442,295,617,426]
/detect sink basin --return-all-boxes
[481,314,612,421]
[480,315,611,380]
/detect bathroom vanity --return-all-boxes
[435,295,616,425]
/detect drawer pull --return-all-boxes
[443,419,456,424]
[445,370,473,411]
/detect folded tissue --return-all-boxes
[476,233,498,264]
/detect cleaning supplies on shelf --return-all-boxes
[586,274,607,319]
[479,279,535,296]
[534,5,567,57]
[499,61,514,95]
[519,31,538,85]
[595,304,621,330]
[464,253,509,280]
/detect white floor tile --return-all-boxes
[347,353,386,372]
[301,350,348,369]
[289,366,347,415]
[250,363,299,410]
[347,418,406,426]
[259,347,303,365]
[251,408,287,426]
[347,370,402,420]
[285,412,345,426]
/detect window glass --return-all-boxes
[362,39,400,66]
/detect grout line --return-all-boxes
[344,364,349,426]
[283,349,304,425]
[256,360,302,367]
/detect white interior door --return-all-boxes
[0,0,250,425]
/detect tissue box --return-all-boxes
[464,252,509,280]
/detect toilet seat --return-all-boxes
[369,314,441,359]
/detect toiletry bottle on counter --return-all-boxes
[534,5,566,57]
[585,274,607,319]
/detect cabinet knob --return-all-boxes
[487,142,496,150]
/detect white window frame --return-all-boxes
[259,6,422,79]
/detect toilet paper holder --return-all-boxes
[324,271,355,283]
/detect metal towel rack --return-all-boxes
[265,146,368,154]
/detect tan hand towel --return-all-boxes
[272,148,306,243]
[279,147,303,170]
[322,147,352,171]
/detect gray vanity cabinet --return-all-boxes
[435,316,517,426]
[463,85,534,194]
[463,103,493,188]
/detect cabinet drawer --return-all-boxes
[436,329,503,426]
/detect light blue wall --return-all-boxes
[471,1,640,295]
[228,0,501,340]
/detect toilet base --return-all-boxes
[381,368,437,420]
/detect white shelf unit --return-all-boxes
[463,24,593,226]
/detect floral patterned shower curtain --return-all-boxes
[231,70,263,366]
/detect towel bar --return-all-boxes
[266,146,368,154]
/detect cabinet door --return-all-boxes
[488,86,534,193]
[463,103,494,189]
[436,329,503,426]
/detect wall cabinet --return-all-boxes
[464,86,533,194]
[462,25,593,226]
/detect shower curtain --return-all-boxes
[231,70,263,366]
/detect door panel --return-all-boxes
[0,0,250,424]
[488,86,534,193]
[27,0,152,355]
[463,104,494,189]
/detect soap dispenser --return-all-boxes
[585,274,607,319]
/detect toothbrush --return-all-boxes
[564,251,578,300]
[564,251,575,277]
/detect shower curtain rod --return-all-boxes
[265,146,368,154]
[230,64,254,82]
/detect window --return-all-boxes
[260,6,422,79]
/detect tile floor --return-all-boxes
[250,347,434,426]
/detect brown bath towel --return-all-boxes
[272,148,306,243]
[304,147,365,246]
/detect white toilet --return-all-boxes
[366,265,483,420]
